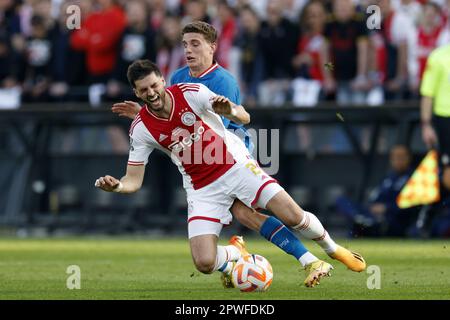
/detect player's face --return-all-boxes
[134,73,166,111]
[182,33,216,72]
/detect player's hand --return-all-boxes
[112,101,141,120]
[210,95,235,116]
[422,123,438,149]
[94,175,122,192]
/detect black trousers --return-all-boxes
[433,115,450,166]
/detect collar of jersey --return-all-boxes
[189,62,219,79]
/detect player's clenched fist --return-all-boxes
[210,95,236,116]
[94,175,123,192]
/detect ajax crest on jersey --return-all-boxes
[181,112,196,126]
[232,254,273,292]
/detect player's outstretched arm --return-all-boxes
[95,165,145,193]
[210,95,250,125]
[111,101,141,120]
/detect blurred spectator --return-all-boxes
[106,0,157,101]
[0,0,21,89]
[258,0,298,106]
[0,0,22,35]
[437,0,450,47]
[281,0,308,23]
[213,0,237,69]
[48,0,92,102]
[182,0,212,25]
[232,5,264,107]
[368,0,417,102]
[235,0,268,20]
[291,0,331,106]
[336,144,419,237]
[156,14,185,79]
[70,0,126,85]
[412,2,446,97]
[147,0,169,30]
[1,0,25,76]
[30,0,53,29]
[21,15,52,102]
[391,0,422,26]
[324,0,369,105]
[0,32,18,89]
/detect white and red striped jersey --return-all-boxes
[127,83,249,190]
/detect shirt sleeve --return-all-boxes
[195,83,218,113]
[420,51,440,98]
[127,122,154,166]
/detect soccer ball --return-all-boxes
[232,254,273,292]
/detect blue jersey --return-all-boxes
[170,62,253,152]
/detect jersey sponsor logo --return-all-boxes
[168,124,205,153]
[181,111,196,126]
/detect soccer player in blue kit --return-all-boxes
[112,22,365,287]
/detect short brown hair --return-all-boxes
[181,21,217,43]
[127,60,162,88]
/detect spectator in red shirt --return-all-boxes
[155,14,185,80]
[324,0,369,105]
[368,0,416,101]
[292,0,332,90]
[416,2,445,82]
[213,0,237,69]
[70,0,127,84]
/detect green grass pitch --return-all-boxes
[0,237,449,300]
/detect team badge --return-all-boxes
[181,112,196,126]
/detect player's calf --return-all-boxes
[265,190,305,227]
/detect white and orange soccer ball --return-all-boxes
[231,254,273,292]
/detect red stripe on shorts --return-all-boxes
[251,180,277,207]
[187,216,231,226]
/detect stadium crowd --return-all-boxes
[0,0,449,108]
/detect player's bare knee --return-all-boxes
[193,256,216,274]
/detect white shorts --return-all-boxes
[187,159,284,239]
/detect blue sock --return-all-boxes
[260,216,308,260]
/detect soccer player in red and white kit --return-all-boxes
[96,60,366,287]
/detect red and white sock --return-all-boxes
[214,245,241,273]
[293,211,338,255]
